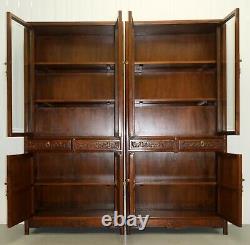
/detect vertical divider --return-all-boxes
[128,153,135,215]
[127,11,135,137]
[29,30,35,135]
[115,11,124,234]
[125,11,136,221]
[216,26,222,133]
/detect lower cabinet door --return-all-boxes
[218,153,242,227]
[7,154,33,227]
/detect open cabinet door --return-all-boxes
[218,153,242,227]
[114,11,124,222]
[126,11,136,217]
[217,9,240,135]
[7,154,33,227]
[7,12,32,137]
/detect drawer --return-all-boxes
[179,139,225,152]
[26,139,72,152]
[73,139,121,152]
[130,139,175,151]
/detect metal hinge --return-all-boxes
[4,182,7,196]
[135,64,143,73]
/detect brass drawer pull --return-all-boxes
[200,140,205,147]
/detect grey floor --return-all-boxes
[0,225,249,245]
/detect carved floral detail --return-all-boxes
[26,140,71,151]
[179,140,225,151]
[130,140,174,150]
[73,140,120,151]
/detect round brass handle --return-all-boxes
[200,141,205,147]
[46,141,50,147]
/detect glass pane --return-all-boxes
[225,17,236,132]
[11,20,25,133]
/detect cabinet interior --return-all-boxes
[28,23,120,218]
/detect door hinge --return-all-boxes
[4,182,7,196]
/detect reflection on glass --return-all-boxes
[12,20,25,133]
[226,17,235,132]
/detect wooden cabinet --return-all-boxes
[6,9,242,235]
[6,12,124,234]
[125,9,242,234]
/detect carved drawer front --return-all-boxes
[26,139,72,152]
[73,139,121,152]
[179,139,225,152]
[130,139,175,151]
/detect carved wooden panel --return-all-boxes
[179,139,225,152]
[129,137,225,152]
[73,139,121,152]
[130,139,175,151]
[26,139,72,152]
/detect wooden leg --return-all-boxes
[119,226,125,235]
[223,221,228,235]
[24,220,29,235]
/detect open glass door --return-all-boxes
[7,154,33,227]
[218,153,242,227]
[7,12,32,137]
[218,9,240,135]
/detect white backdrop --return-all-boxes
[0,0,249,224]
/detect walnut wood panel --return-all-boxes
[35,34,114,63]
[218,153,242,227]
[135,106,216,136]
[135,69,216,100]
[34,106,114,136]
[36,73,114,101]
[136,210,224,229]
[134,22,218,35]
[130,137,225,152]
[34,186,114,211]
[136,185,216,210]
[34,153,114,183]
[134,152,216,183]
[32,24,115,35]
[139,216,224,229]
[135,32,216,62]
[179,138,225,152]
[130,138,175,152]
[73,138,120,152]
[7,154,33,227]
[26,139,71,152]
[30,215,113,228]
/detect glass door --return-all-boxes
[7,12,32,136]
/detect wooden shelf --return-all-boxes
[35,177,115,186]
[35,182,115,186]
[136,210,218,218]
[134,61,216,70]
[34,209,114,217]
[35,99,115,107]
[35,62,115,71]
[135,98,216,106]
[136,178,216,186]
[135,60,216,64]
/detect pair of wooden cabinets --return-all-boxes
[6,9,242,235]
